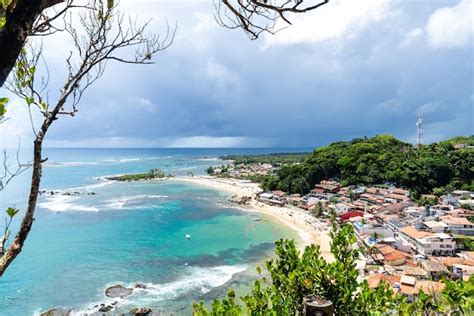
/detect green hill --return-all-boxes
[261,134,474,196]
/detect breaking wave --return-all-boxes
[44,161,100,167]
[104,195,168,209]
[74,265,247,314]
[38,195,99,212]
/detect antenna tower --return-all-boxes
[416,113,423,148]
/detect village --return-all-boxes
[209,162,474,303]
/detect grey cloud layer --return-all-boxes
[35,0,474,147]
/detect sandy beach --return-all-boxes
[174,176,334,262]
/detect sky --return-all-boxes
[1,0,473,148]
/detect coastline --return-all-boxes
[173,176,334,262]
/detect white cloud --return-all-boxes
[0,98,41,148]
[426,0,473,49]
[263,0,391,47]
[128,97,157,112]
[401,28,424,47]
[206,60,239,86]
[417,102,440,114]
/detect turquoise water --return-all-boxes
[0,148,308,315]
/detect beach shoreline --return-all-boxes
[173,176,334,261]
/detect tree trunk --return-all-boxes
[0,122,47,276]
[0,0,64,86]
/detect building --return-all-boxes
[440,216,474,236]
[398,226,455,256]
[422,221,448,233]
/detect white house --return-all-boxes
[398,226,455,256]
[441,216,474,236]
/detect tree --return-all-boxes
[193,224,473,315]
[310,201,324,218]
[193,224,401,315]
[0,0,174,276]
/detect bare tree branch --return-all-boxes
[217,0,329,39]
[0,0,174,276]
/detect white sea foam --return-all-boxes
[73,265,247,314]
[196,157,220,161]
[104,195,168,209]
[38,195,99,212]
[72,179,114,191]
[102,157,162,163]
[44,161,100,167]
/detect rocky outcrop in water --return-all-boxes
[230,195,252,205]
[130,307,153,315]
[105,284,133,298]
[40,308,72,316]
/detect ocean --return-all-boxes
[0,148,309,315]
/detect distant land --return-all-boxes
[210,134,474,197]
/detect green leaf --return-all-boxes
[5,207,19,218]
[0,16,6,29]
[25,96,34,106]
[0,97,8,116]
[40,101,48,112]
[107,0,114,10]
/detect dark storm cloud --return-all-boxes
[32,0,472,147]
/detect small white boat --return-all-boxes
[185,234,191,240]
[252,217,261,222]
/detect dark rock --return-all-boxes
[130,307,153,315]
[134,283,148,289]
[98,305,113,312]
[50,191,55,195]
[105,284,133,298]
[40,308,72,316]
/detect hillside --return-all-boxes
[260,134,474,196]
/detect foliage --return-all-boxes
[441,275,474,314]
[0,0,13,29]
[0,97,8,117]
[454,237,474,251]
[5,207,19,218]
[258,135,473,195]
[107,168,168,181]
[206,165,231,178]
[193,224,474,315]
[220,153,308,166]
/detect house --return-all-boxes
[422,220,448,233]
[452,264,474,281]
[374,244,410,266]
[312,180,341,194]
[366,273,401,291]
[271,190,287,200]
[354,220,395,238]
[335,202,357,214]
[387,220,405,233]
[398,226,455,256]
[403,267,428,279]
[391,188,410,197]
[419,259,448,280]
[440,216,474,236]
[459,251,474,260]
[340,211,364,222]
[366,274,444,303]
